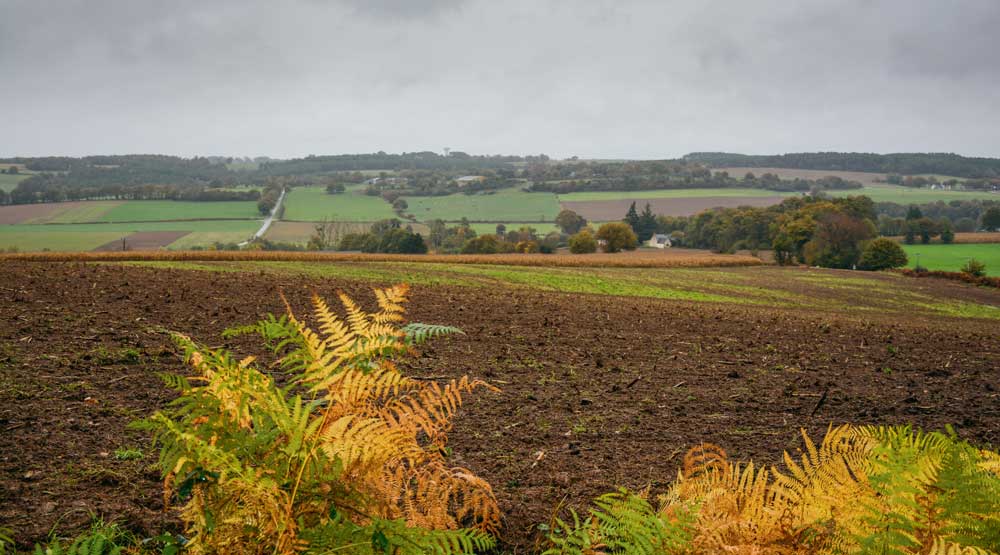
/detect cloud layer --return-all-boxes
[2,0,998,158]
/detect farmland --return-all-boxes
[0,172,29,192]
[282,185,397,221]
[719,167,1000,202]
[901,243,1000,275]
[0,199,259,224]
[404,187,562,222]
[1,259,997,551]
[0,220,260,251]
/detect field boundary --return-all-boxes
[0,250,765,268]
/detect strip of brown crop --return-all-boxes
[888,232,1000,244]
[0,249,763,268]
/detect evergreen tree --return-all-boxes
[637,203,658,242]
[624,201,641,235]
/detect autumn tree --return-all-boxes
[596,222,638,253]
[568,229,597,253]
[802,212,876,269]
[555,209,587,234]
[858,238,908,270]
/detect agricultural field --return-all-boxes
[557,187,794,201]
[467,222,561,235]
[1,260,997,551]
[282,185,397,222]
[0,220,260,251]
[404,187,562,222]
[901,243,1000,276]
[0,199,258,224]
[826,184,999,203]
[0,172,29,192]
[720,168,1000,203]
[263,220,431,245]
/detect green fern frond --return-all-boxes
[402,323,464,345]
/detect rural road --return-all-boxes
[240,188,285,246]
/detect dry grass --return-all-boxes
[953,232,1000,243]
[0,249,763,268]
[888,232,1000,244]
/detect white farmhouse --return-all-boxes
[647,234,672,249]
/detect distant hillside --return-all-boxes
[684,152,1000,179]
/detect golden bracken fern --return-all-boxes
[545,425,1000,555]
[140,284,499,555]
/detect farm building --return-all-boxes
[647,233,672,248]
[455,175,487,187]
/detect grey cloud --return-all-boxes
[1,0,998,158]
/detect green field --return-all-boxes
[467,222,561,235]
[96,200,259,222]
[828,184,999,203]
[405,188,562,222]
[558,188,793,202]
[0,173,29,192]
[557,185,998,204]
[0,220,260,251]
[282,186,397,221]
[901,243,1000,276]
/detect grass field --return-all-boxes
[404,187,562,222]
[0,220,259,251]
[0,172,29,192]
[558,184,998,204]
[557,187,794,202]
[901,243,1000,276]
[96,200,259,222]
[282,186,397,221]
[467,222,561,235]
[827,184,999,203]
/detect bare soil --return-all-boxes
[93,231,190,252]
[1,262,998,552]
[562,196,786,220]
[0,202,119,225]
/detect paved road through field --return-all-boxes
[240,188,285,246]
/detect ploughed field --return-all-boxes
[1,262,998,551]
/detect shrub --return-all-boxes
[961,258,987,277]
[462,234,509,254]
[515,240,539,253]
[567,230,597,254]
[595,222,638,253]
[139,285,500,555]
[858,237,908,270]
[545,425,1000,555]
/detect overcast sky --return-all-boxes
[2,0,998,159]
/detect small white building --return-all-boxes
[647,234,672,249]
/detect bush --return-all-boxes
[515,240,539,253]
[858,238,908,270]
[462,234,509,254]
[961,258,987,277]
[567,230,597,254]
[595,223,638,253]
[139,286,499,555]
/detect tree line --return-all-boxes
[684,151,1000,179]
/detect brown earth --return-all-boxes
[562,196,786,220]
[93,231,191,252]
[1,262,998,552]
[0,203,87,225]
